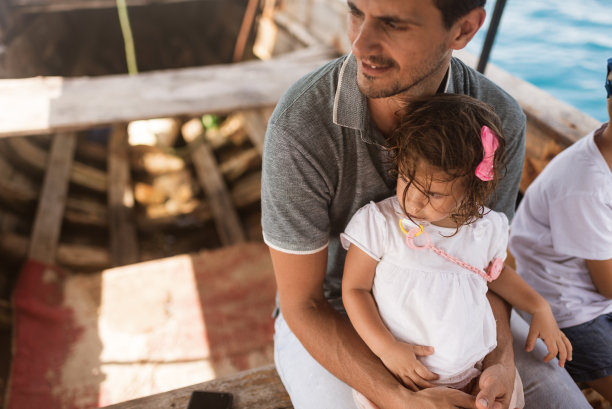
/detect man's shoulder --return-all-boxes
[450,57,524,120]
[269,55,347,126]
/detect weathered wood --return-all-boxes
[28,132,76,264]
[189,138,246,246]
[136,169,261,231]
[0,232,111,270]
[0,45,337,138]
[108,125,139,266]
[219,147,261,182]
[65,197,107,227]
[8,0,216,13]
[0,299,11,330]
[6,136,107,192]
[231,171,261,208]
[129,145,186,175]
[101,364,291,409]
[242,108,273,155]
[276,0,350,53]
[182,114,249,151]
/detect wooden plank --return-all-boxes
[27,132,76,264]
[100,364,291,409]
[1,231,111,270]
[8,0,216,13]
[107,125,139,266]
[277,0,350,53]
[242,108,273,156]
[0,45,337,138]
[6,136,107,192]
[189,139,246,246]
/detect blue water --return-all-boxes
[465,0,612,122]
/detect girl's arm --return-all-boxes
[488,264,572,367]
[342,244,438,390]
[586,258,612,299]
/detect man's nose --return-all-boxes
[351,20,381,58]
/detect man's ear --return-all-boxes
[449,8,486,50]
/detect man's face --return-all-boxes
[347,0,456,99]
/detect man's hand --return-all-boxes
[471,364,515,409]
[367,386,477,409]
[411,387,477,409]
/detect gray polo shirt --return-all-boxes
[261,53,525,306]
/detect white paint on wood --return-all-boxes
[28,132,76,263]
[190,140,246,245]
[108,125,139,266]
[0,46,336,138]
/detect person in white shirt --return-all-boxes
[341,93,571,409]
[509,58,612,402]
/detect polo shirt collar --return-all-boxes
[333,53,368,132]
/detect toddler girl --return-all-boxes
[341,94,571,409]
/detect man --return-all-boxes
[261,0,591,407]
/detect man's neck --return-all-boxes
[367,64,450,137]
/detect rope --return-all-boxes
[116,0,138,75]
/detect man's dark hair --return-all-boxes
[433,0,486,29]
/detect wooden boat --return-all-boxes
[0,0,607,407]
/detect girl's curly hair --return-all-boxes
[386,93,507,228]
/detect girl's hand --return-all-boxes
[377,340,439,391]
[525,305,573,367]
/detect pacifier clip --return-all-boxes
[399,219,503,282]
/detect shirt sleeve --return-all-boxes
[487,211,510,263]
[492,118,526,223]
[340,202,387,261]
[261,121,333,254]
[549,193,612,260]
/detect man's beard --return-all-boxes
[357,50,449,99]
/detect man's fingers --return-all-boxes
[450,389,477,409]
[476,368,512,409]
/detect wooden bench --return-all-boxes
[101,364,292,409]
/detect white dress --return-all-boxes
[341,196,509,388]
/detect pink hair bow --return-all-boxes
[475,125,499,181]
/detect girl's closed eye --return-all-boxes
[427,191,447,200]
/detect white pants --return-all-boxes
[274,311,591,409]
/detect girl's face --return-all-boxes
[396,163,466,228]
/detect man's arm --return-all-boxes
[473,288,517,409]
[586,258,612,298]
[269,247,478,409]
